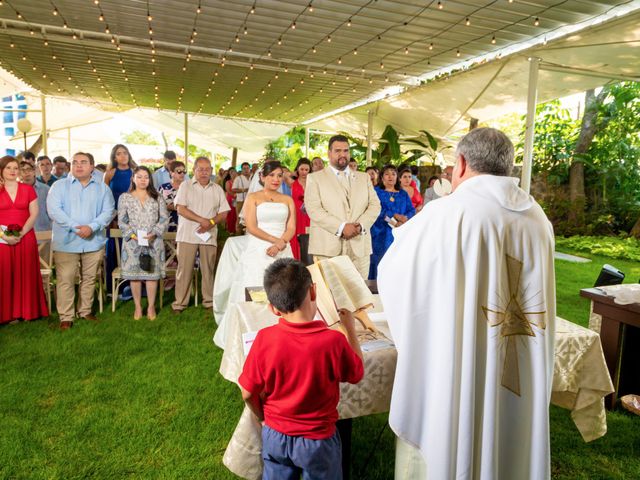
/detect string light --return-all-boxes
[534,17,540,26]
[491,35,496,44]
[465,17,470,26]
[347,18,352,27]
[429,42,434,50]
[456,49,461,57]
[278,37,282,45]
[308,3,313,12]
[437,1,443,9]
[291,22,296,29]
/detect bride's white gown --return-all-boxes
[213,202,293,348]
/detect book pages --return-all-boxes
[325,256,374,311]
[307,263,341,328]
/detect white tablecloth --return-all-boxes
[217,305,613,479]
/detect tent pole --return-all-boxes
[305,127,310,157]
[521,57,539,194]
[184,112,189,170]
[366,109,373,166]
[67,128,71,158]
[41,95,48,156]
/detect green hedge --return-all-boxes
[556,235,640,261]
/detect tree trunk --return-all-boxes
[568,88,610,228]
[469,117,479,131]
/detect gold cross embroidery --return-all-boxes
[482,255,546,396]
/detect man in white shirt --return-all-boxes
[172,156,230,313]
[378,128,555,479]
[232,162,251,232]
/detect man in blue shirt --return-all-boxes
[47,152,115,330]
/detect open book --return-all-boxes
[307,256,378,334]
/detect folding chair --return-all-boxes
[35,230,53,312]
[110,228,126,312]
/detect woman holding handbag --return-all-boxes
[118,166,169,320]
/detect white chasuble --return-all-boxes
[378,175,556,480]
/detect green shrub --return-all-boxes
[555,235,640,261]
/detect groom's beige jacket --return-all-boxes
[305,167,381,258]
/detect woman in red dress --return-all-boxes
[399,166,423,213]
[0,156,48,324]
[290,158,312,263]
[224,169,238,234]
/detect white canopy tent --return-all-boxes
[307,8,640,188]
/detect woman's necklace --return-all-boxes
[386,188,397,202]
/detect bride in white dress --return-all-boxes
[213,161,295,348]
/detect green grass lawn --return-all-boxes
[1,246,639,479]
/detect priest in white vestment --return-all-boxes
[378,127,555,480]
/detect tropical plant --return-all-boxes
[264,127,328,169]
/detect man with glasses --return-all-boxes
[158,160,187,232]
[47,152,115,330]
[172,156,230,313]
[19,161,51,232]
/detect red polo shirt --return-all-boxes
[239,318,364,439]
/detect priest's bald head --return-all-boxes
[452,127,514,191]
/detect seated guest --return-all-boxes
[158,160,186,232]
[369,164,415,280]
[36,155,57,186]
[118,166,169,320]
[0,156,49,324]
[47,152,115,330]
[239,258,364,480]
[365,166,379,187]
[52,156,69,179]
[223,169,238,234]
[399,166,423,212]
[19,161,51,232]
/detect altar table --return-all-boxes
[217,303,612,479]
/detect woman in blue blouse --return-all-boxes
[104,144,137,291]
[369,164,415,280]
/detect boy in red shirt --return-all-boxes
[239,258,364,480]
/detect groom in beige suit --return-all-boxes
[305,135,381,279]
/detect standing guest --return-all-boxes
[239,258,364,480]
[172,156,229,313]
[158,160,186,232]
[281,166,294,196]
[369,165,415,280]
[378,128,556,479]
[22,151,36,166]
[36,156,58,186]
[224,169,238,234]
[399,166,423,212]
[290,158,311,263]
[348,159,358,172]
[365,166,379,187]
[118,166,169,320]
[216,167,227,187]
[232,162,251,232]
[410,165,421,193]
[0,156,49,324]
[19,161,51,232]
[311,156,324,172]
[423,167,452,204]
[152,150,181,189]
[47,152,115,330]
[52,156,69,179]
[104,144,136,291]
[305,135,381,279]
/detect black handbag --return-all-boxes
[139,247,154,272]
